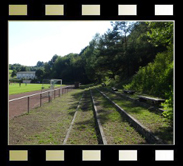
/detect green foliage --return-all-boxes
[36,61,44,67]
[124,48,173,98]
[146,22,173,47]
[35,69,44,80]
[124,45,173,123]
[11,69,17,77]
[161,82,173,123]
[162,94,173,123]
[9,78,21,83]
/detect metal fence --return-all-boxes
[9,86,74,120]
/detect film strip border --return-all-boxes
[4,1,178,165]
[8,149,175,162]
[8,4,174,16]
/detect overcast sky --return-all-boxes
[8,21,112,66]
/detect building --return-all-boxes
[16,71,36,79]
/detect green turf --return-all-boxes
[9,83,62,95]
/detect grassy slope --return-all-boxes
[99,88,173,144]
[91,88,147,144]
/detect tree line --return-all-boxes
[9,62,44,78]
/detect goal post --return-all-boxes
[50,79,62,96]
[41,79,62,98]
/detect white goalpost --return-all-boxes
[41,79,62,98]
[50,79,62,96]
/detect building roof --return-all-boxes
[17,71,36,74]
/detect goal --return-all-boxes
[41,79,62,97]
[50,79,62,96]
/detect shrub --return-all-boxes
[124,47,173,97]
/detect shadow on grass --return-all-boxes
[153,126,173,144]
[79,84,94,89]
[92,90,148,144]
[74,118,95,127]
[100,87,163,116]
[69,88,103,144]
[74,117,103,144]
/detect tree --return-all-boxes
[146,22,173,47]
[20,66,27,71]
[36,61,44,67]
[80,34,103,83]
[11,69,17,77]
[42,62,52,79]
[35,69,44,80]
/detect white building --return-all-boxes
[16,71,36,79]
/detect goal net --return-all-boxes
[41,79,62,98]
[50,79,62,96]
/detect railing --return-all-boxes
[9,86,73,119]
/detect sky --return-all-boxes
[9,21,112,66]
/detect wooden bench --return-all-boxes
[112,87,118,91]
[138,95,165,106]
[123,90,135,95]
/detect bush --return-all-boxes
[30,78,39,83]
[9,78,21,83]
[124,48,173,99]
[162,101,173,124]
[161,84,173,123]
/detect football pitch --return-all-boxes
[9,83,62,95]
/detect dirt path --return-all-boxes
[9,85,74,120]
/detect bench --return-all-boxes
[138,95,165,106]
[123,90,135,95]
[112,87,118,91]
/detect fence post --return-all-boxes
[54,90,55,99]
[59,88,60,97]
[40,93,42,107]
[48,92,50,102]
[27,97,30,113]
[48,92,49,102]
